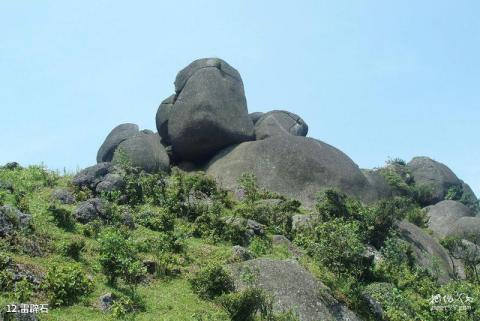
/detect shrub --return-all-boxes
[374,236,415,286]
[218,287,299,321]
[441,236,480,282]
[135,207,175,232]
[61,237,86,260]
[99,229,145,286]
[218,287,269,321]
[316,189,349,221]
[48,204,75,230]
[14,278,34,302]
[248,236,272,257]
[189,264,235,300]
[405,206,428,228]
[446,185,480,213]
[238,173,277,204]
[42,263,93,306]
[364,197,412,248]
[305,218,367,277]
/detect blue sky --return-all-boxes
[1,1,479,195]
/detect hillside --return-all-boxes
[1,58,479,321]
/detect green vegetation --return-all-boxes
[0,163,479,320]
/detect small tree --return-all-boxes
[99,229,146,290]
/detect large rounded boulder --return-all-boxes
[112,132,169,173]
[96,123,139,163]
[155,94,175,145]
[448,217,480,240]
[228,259,362,321]
[407,157,462,204]
[254,110,308,140]
[206,136,376,207]
[362,169,393,200]
[425,200,475,238]
[396,220,456,283]
[167,58,255,161]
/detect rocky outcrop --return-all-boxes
[362,169,393,200]
[396,220,455,283]
[248,112,264,124]
[74,198,107,224]
[73,162,113,190]
[0,205,33,237]
[254,110,308,140]
[448,217,480,241]
[155,95,175,145]
[407,157,462,204]
[228,259,362,321]
[206,136,377,207]
[425,200,475,238]
[112,132,170,173]
[167,58,255,161]
[96,123,140,163]
[51,188,76,204]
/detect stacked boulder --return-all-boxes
[425,200,480,240]
[157,58,255,161]
[88,58,478,211]
[407,156,469,204]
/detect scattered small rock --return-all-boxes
[74,198,106,224]
[231,245,253,262]
[0,205,33,237]
[51,188,76,204]
[99,293,117,311]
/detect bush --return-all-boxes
[446,185,480,213]
[364,197,412,248]
[218,287,300,321]
[14,278,34,302]
[316,189,349,221]
[218,287,269,321]
[441,236,480,282]
[42,263,93,306]
[248,236,272,257]
[374,236,415,286]
[48,204,75,230]
[304,218,367,277]
[189,264,235,300]
[135,207,175,232]
[61,237,86,260]
[99,229,146,287]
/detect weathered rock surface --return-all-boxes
[73,162,113,190]
[248,112,264,124]
[74,198,107,224]
[396,220,455,283]
[425,200,475,238]
[255,110,308,140]
[361,283,395,321]
[113,133,170,173]
[292,214,313,232]
[206,136,376,207]
[0,205,32,237]
[168,58,254,160]
[362,169,392,200]
[228,259,361,321]
[448,217,480,240]
[231,245,252,262]
[254,110,308,140]
[95,173,124,193]
[96,123,139,163]
[51,188,76,204]
[224,217,265,244]
[407,157,462,204]
[155,94,175,145]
